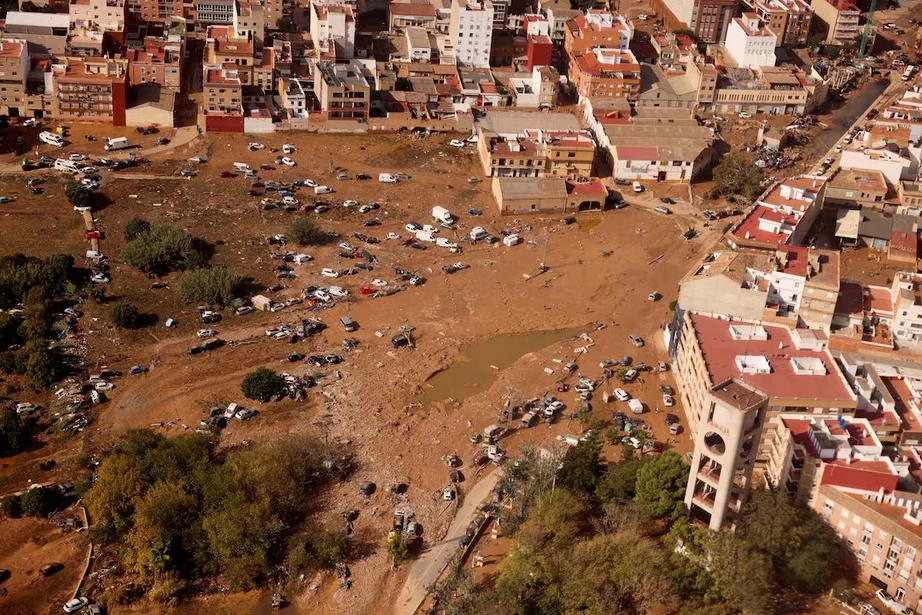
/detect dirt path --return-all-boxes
[394,469,503,615]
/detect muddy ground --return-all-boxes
[0,128,711,614]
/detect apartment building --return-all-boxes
[658,0,736,43]
[724,13,777,69]
[233,0,266,50]
[546,7,580,44]
[812,0,867,46]
[0,40,29,117]
[477,128,595,178]
[52,56,128,125]
[674,313,858,528]
[824,168,888,208]
[813,487,922,614]
[311,1,356,59]
[204,64,243,115]
[278,76,307,117]
[131,0,183,23]
[703,66,826,115]
[2,11,69,56]
[563,9,633,58]
[449,0,493,68]
[314,59,370,121]
[195,0,234,24]
[69,0,127,32]
[741,0,813,46]
[389,0,438,30]
[727,176,826,251]
[568,47,641,100]
[891,273,922,349]
[126,39,183,90]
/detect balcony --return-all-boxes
[692,491,716,511]
[697,466,722,487]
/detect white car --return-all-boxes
[405,222,422,232]
[90,273,110,283]
[466,135,479,144]
[328,286,348,297]
[632,181,643,193]
[614,388,630,402]
[449,140,466,148]
[248,142,265,150]
[343,200,359,208]
[313,289,332,302]
[321,268,340,278]
[64,598,90,613]
[197,329,217,338]
[338,242,357,251]
[358,205,376,214]
[269,303,285,312]
[235,407,256,420]
[875,590,910,615]
[371,279,388,287]
[81,179,99,189]
[739,112,752,119]
[68,153,85,161]
[637,13,648,20]
[189,156,204,163]
[303,179,316,187]
[281,157,296,167]
[282,144,294,154]
[663,393,675,407]
[386,232,401,240]
[436,238,458,249]
[282,196,299,206]
[379,173,397,183]
[94,382,114,391]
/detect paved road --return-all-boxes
[394,468,503,615]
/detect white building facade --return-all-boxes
[449,0,494,68]
[724,13,777,69]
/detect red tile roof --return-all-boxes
[615,145,657,160]
[821,462,898,494]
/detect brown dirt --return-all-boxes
[0,129,710,614]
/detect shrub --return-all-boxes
[241,368,283,402]
[177,267,252,306]
[288,218,326,246]
[387,532,410,565]
[0,493,23,518]
[311,531,350,567]
[110,301,141,329]
[64,181,96,211]
[20,487,63,518]
[122,225,208,276]
[0,407,29,456]
[124,217,152,242]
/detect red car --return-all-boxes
[220,171,237,178]
[360,286,376,295]
[85,230,105,239]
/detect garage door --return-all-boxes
[869,575,888,590]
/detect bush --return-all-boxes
[64,181,96,212]
[110,301,141,329]
[288,218,326,246]
[121,225,209,276]
[0,493,23,518]
[311,531,350,567]
[387,532,410,565]
[20,487,63,518]
[124,217,152,242]
[241,368,283,402]
[177,267,252,306]
[0,407,29,456]
[713,153,764,199]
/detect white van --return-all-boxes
[470,226,488,241]
[503,234,521,247]
[415,230,435,243]
[233,162,251,172]
[432,206,454,224]
[378,173,397,183]
[104,136,130,151]
[314,185,332,194]
[40,131,64,147]
[54,159,80,174]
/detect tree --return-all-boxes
[557,431,603,495]
[121,224,209,276]
[241,368,283,402]
[287,218,326,246]
[713,152,764,199]
[19,287,52,341]
[0,407,29,456]
[21,486,63,518]
[709,530,776,614]
[0,493,22,517]
[64,181,95,211]
[24,339,57,390]
[124,217,152,242]
[110,301,141,329]
[634,451,688,520]
[596,457,647,504]
[276,15,295,31]
[387,531,410,565]
[177,267,252,306]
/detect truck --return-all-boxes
[432,206,455,224]
[104,136,130,151]
[627,399,644,414]
[40,131,64,147]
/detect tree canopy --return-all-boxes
[288,218,327,246]
[240,368,283,402]
[634,450,689,520]
[110,301,142,329]
[713,152,764,199]
[121,224,209,276]
[176,267,253,306]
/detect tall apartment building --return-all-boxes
[195,0,234,24]
[741,0,813,46]
[658,0,736,43]
[69,0,127,32]
[313,59,370,121]
[310,1,356,59]
[0,40,29,117]
[129,0,183,22]
[563,9,633,57]
[52,56,128,125]
[724,13,777,69]
[568,47,641,101]
[126,38,183,90]
[891,272,922,349]
[233,0,266,50]
[673,313,858,528]
[449,0,494,68]
[204,64,243,114]
[812,0,867,46]
[477,128,596,178]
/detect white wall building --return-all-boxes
[310,1,356,59]
[69,0,126,32]
[195,0,235,24]
[724,12,777,69]
[404,26,432,62]
[233,1,266,49]
[840,144,922,189]
[449,0,493,68]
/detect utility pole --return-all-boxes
[538,233,550,273]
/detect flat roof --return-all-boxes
[497,177,567,200]
[689,313,855,404]
[830,168,888,194]
[480,110,581,135]
[4,11,70,28]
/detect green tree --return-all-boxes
[0,407,29,456]
[176,267,252,306]
[21,487,62,518]
[710,530,776,614]
[287,217,326,246]
[596,456,647,504]
[713,152,764,199]
[276,15,295,31]
[110,301,141,329]
[634,451,688,520]
[387,531,410,565]
[121,225,209,276]
[557,431,603,495]
[19,287,52,341]
[240,367,283,402]
[0,493,22,518]
[124,217,152,242]
[64,181,95,211]
[24,339,57,390]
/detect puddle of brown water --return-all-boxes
[417,327,587,404]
